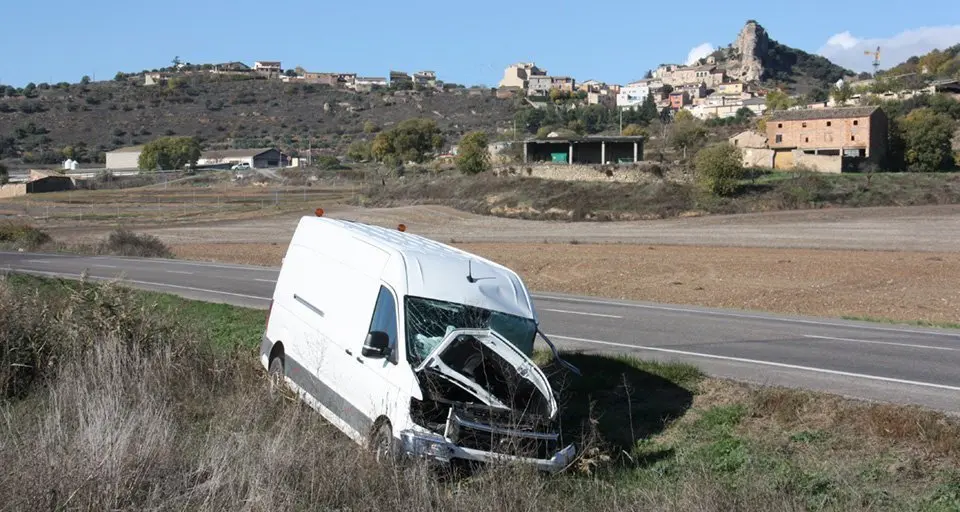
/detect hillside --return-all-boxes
[0,77,516,165]
[710,21,854,94]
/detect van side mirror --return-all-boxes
[362,331,391,359]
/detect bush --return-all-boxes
[694,142,746,196]
[456,131,490,175]
[0,222,52,249]
[97,229,172,258]
[315,155,343,170]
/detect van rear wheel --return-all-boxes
[268,357,286,399]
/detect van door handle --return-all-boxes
[345,349,353,356]
[356,357,364,364]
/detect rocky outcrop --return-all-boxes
[726,21,770,83]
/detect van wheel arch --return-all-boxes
[268,341,285,366]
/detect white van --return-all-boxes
[260,213,577,471]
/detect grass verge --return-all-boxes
[2,274,959,510]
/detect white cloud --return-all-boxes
[819,25,960,72]
[686,43,715,66]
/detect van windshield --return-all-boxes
[404,296,537,364]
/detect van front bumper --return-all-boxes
[399,429,576,473]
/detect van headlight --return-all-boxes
[400,430,452,459]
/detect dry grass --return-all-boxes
[2,276,959,510]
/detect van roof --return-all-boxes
[297,217,536,320]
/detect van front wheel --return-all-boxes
[371,421,396,464]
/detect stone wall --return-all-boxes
[0,184,27,199]
[495,162,671,184]
[741,148,774,169]
[793,152,842,174]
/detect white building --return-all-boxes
[197,148,289,169]
[617,79,662,109]
[254,61,282,73]
[105,145,144,170]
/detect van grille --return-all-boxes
[447,410,559,460]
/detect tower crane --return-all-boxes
[864,46,881,76]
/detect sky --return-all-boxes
[1,0,958,87]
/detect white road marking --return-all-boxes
[548,334,960,392]
[165,270,193,275]
[804,334,956,352]
[534,294,960,338]
[25,259,53,264]
[541,308,622,319]
[254,278,277,283]
[6,268,271,301]
[91,264,117,269]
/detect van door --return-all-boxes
[340,285,408,434]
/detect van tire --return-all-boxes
[267,357,286,400]
[371,421,396,464]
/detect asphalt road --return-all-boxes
[2,251,958,414]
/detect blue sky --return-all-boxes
[1,0,958,87]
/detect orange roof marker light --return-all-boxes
[315,208,325,217]
[397,224,407,232]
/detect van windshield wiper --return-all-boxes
[537,330,581,376]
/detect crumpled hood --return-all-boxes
[415,329,558,419]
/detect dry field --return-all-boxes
[171,242,960,326]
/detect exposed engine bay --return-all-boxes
[410,330,561,458]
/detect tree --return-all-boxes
[137,136,201,170]
[114,72,126,82]
[172,56,182,67]
[695,142,746,196]
[80,75,91,85]
[371,118,443,165]
[347,140,372,162]
[0,163,7,185]
[456,131,490,175]
[831,81,853,106]
[898,108,956,172]
[670,113,707,158]
[363,121,381,134]
[315,155,342,169]
[765,90,794,111]
[640,93,659,121]
[622,124,647,137]
[284,69,297,78]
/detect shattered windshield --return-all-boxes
[404,296,537,364]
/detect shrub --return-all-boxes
[0,222,52,249]
[456,131,490,175]
[97,229,172,258]
[694,142,746,196]
[315,155,342,170]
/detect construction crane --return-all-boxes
[864,46,881,76]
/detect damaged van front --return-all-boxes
[400,328,576,472]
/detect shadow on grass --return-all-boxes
[542,353,697,464]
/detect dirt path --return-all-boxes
[71,204,960,252]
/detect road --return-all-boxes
[2,251,958,414]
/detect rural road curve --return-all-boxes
[3,251,959,414]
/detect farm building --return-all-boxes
[104,145,144,170]
[196,148,289,169]
[522,135,644,165]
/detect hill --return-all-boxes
[0,77,516,165]
[708,21,854,94]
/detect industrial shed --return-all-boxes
[196,148,289,169]
[104,145,144,170]
[522,135,644,165]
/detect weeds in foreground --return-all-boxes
[2,277,959,511]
